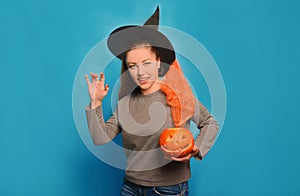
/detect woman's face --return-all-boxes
[126,46,161,95]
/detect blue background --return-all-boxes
[1,0,300,195]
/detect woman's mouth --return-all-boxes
[138,77,149,85]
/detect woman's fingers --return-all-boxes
[85,72,109,102]
[105,84,109,92]
[169,146,199,162]
[90,72,99,83]
[100,72,105,83]
[171,155,190,162]
[86,72,109,93]
[84,74,91,85]
[90,72,105,84]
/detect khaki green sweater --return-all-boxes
[85,89,219,187]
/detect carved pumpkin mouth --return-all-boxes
[159,127,194,158]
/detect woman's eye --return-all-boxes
[144,62,151,66]
[129,65,136,69]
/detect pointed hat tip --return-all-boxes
[144,6,160,27]
[154,6,159,17]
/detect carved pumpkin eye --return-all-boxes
[166,135,173,142]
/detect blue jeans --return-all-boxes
[120,178,189,196]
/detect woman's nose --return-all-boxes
[137,65,145,76]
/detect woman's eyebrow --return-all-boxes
[142,58,151,62]
[127,58,151,65]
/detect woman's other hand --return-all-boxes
[168,146,199,162]
[85,72,109,109]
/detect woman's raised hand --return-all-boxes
[85,72,109,108]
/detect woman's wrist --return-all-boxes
[90,99,102,109]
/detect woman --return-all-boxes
[85,7,219,196]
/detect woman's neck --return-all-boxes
[141,81,161,95]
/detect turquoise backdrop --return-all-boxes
[1,0,300,195]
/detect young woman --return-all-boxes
[85,7,219,196]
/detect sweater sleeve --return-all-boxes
[191,99,219,160]
[85,104,121,146]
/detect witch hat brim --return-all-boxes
[107,7,175,75]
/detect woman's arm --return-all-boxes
[166,98,219,162]
[84,72,121,145]
[85,103,121,146]
[192,99,219,160]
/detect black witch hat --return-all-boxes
[107,6,176,74]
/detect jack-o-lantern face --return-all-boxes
[159,128,194,158]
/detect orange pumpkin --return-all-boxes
[159,127,194,158]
